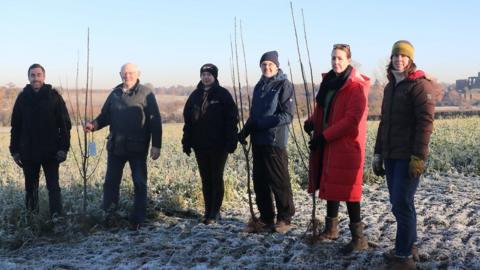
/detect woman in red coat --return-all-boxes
[304,44,370,253]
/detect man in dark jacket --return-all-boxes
[10,63,72,216]
[85,63,162,229]
[239,51,295,233]
[182,63,238,224]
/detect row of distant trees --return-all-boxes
[0,81,474,126]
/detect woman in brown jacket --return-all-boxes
[373,40,435,270]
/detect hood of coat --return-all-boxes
[24,83,52,94]
[23,84,53,102]
[387,69,426,83]
[406,70,426,81]
[321,66,370,92]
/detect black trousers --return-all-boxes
[252,145,295,224]
[326,200,361,223]
[195,149,228,220]
[103,152,148,224]
[22,160,62,215]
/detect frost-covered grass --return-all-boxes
[1,175,479,269]
[0,118,479,269]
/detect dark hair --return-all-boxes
[332,44,351,59]
[386,58,417,81]
[28,63,45,75]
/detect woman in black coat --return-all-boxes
[182,63,238,224]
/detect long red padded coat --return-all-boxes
[307,67,370,202]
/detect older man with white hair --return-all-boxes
[85,63,162,229]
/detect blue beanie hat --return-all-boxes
[259,51,280,67]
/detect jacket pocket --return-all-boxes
[107,134,115,152]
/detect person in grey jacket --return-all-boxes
[85,63,162,230]
[239,51,295,233]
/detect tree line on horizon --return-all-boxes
[0,81,477,126]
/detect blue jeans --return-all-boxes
[385,159,420,257]
[103,152,148,224]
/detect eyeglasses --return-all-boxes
[333,43,350,49]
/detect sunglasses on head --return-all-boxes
[333,43,350,49]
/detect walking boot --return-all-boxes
[384,244,419,262]
[205,212,221,225]
[243,218,274,233]
[386,256,416,270]
[274,220,292,234]
[341,222,368,254]
[317,217,339,241]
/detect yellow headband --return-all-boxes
[391,40,414,60]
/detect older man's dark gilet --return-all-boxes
[93,80,162,224]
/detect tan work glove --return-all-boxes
[408,155,425,179]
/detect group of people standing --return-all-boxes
[174,41,433,269]
[10,40,435,270]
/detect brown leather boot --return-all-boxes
[384,244,419,262]
[341,222,368,254]
[274,220,292,234]
[243,219,274,233]
[386,256,416,270]
[317,217,339,241]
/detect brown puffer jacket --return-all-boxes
[374,70,435,160]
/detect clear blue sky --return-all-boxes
[1,0,479,89]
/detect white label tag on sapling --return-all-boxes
[88,142,97,157]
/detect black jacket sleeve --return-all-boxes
[9,93,23,155]
[224,90,239,149]
[55,92,72,152]
[411,79,435,160]
[182,94,193,148]
[146,92,162,149]
[374,84,388,155]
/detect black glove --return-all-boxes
[238,119,254,145]
[372,154,386,177]
[303,121,314,134]
[238,130,248,145]
[308,135,325,151]
[183,145,192,156]
[227,142,237,154]
[12,153,23,167]
[56,151,67,163]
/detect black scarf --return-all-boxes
[315,65,353,105]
